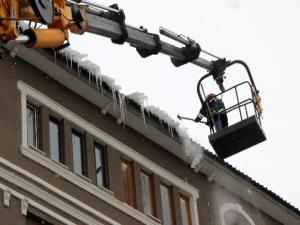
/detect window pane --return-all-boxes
[49,118,61,162]
[141,172,155,216]
[179,196,192,225]
[160,184,174,225]
[27,104,37,148]
[95,144,106,187]
[72,131,84,175]
[121,159,135,208]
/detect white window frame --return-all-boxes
[18,80,199,225]
[26,103,38,148]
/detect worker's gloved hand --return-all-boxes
[194,117,201,123]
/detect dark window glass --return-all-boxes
[179,195,192,225]
[72,131,85,175]
[160,183,174,225]
[121,159,136,208]
[141,171,155,216]
[26,104,37,148]
[49,118,63,163]
[95,143,107,187]
[26,212,53,225]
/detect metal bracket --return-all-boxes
[170,39,201,67]
[210,58,227,92]
[159,27,201,67]
[100,4,128,44]
[135,27,162,58]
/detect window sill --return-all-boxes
[20,145,116,197]
[97,185,114,196]
[28,145,46,156]
[52,159,69,170]
[75,173,93,183]
[146,213,161,224]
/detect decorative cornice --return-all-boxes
[0,183,76,225]
[3,189,11,207]
[0,160,115,225]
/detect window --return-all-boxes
[26,103,38,148]
[179,194,192,225]
[49,117,63,163]
[120,159,136,208]
[26,212,53,225]
[160,183,174,225]
[95,143,107,187]
[72,130,86,176]
[140,171,155,216]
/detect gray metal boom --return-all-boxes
[85,11,213,71]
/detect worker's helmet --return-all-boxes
[206,93,216,101]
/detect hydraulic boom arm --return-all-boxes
[0,0,214,70]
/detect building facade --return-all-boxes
[0,45,299,225]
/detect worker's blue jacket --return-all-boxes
[197,97,228,127]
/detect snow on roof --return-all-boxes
[57,46,205,172]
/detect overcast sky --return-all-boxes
[70,0,300,209]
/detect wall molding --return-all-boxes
[0,181,77,225]
[0,159,117,225]
[17,80,200,224]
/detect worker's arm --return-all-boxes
[194,106,207,122]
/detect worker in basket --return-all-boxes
[194,93,228,132]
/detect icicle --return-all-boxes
[175,125,204,172]
[58,47,88,75]
[55,45,205,171]
[101,75,121,108]
[127,92,148,125]
[118,93,127,124]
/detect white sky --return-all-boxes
[70,0,300,209]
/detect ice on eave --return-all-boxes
[57,47,125,121]
[127,92,148,124]
[57,47,204,171]
[145,105,204,171]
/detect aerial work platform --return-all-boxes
[197,60,266,159]
[209,115,266,159]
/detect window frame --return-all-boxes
[140,170,156,217]
[71,130,86,176]
[94,142,108,188]
[179,194,192,225]
[49,116,64,163]
[19,81,200,225]
[160,182,175,225]
[26,102,38,148]
[120,158,136,208]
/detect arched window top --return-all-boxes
[219,202,255,225]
